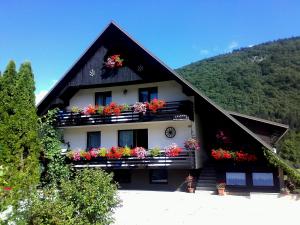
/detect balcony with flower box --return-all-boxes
[56,100,193,127]
[65,145,197,169]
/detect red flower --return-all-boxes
[113,107,121,116]
[147,99,166,113]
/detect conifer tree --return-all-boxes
[0,61,40,211]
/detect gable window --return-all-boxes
[87,132,101,149]
[252,173,274,186]
[226,172,246,186]
[139,87,158,102]
[95,92,112,106]
[118,129,148,148]
[150,169,168,184]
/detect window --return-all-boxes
[252,173,274,186]
[226,172,246,186]
[118,129,148,148]
[114,170,131,183]
[118,130,134,148]
[139,87,158,102]
[95,92,112,106]
[87,132,101,149]
[150,170,168,184]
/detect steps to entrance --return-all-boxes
[196,162,216,192]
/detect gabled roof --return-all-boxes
[228,111,289,145]
[37,21,289,151]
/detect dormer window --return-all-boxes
[95,92,112,106]
[139,87,158,102]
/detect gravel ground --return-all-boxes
[113,190,300,225]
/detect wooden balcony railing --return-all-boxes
[56,100,193,127]
[66,149,195,169]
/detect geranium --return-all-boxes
[133,102,147,114]
[81,151,92,161]
[147,99,166,113]
[84,104,98,115]
[211,149,257,162]
[211,149,232,160]
[89,148,98,158]
[107,146,123,159]
[165,143,182,157]
[184,138,200,151]
[105,54,124,68]
[103,102,124,116]
[133,147,147,159]
[235,151,257,162]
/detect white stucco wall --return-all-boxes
[67,81,191,110]
[62,120,193,150]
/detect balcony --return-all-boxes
[56,100,193,127]
[67,149,195,169]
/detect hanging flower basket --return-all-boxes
[105,54,124,68]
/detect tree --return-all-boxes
[39,109,71,185]
[0,61,40,212]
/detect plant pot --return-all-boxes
[188,187,195,193]
[218,188,225,196]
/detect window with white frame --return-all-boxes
[252,173,274,186]
[226,172,246,186]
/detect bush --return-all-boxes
[28,169,120,225]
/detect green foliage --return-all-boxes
[177,37,300,129]
[177,37,300,164]
[263,147,300,185]
[27,169,120,225]
[278,131,300,167]
[39,109,71,185]
[0,61,40,211]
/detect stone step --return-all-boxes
[197,176,216,180]
[196,186,217,191]
[197,179,216,184]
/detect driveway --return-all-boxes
[114,190,300,225]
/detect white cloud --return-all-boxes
[228,41,239,50]
[248,44,254,48]
[35,90,49,105]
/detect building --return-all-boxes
[37,22,289,192]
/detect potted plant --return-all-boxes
[186,175,195,193]
[216,182,226,195]
[184,138,200,151]
[280,187,290,195]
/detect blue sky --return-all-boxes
[0,0,300,103]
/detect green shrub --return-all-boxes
[28,169,120,225]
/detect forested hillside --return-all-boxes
[176,37,300,166]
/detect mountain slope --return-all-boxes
[176,37,300,130]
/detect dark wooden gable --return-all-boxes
[37,22,173,114]
[229,112,289,146]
